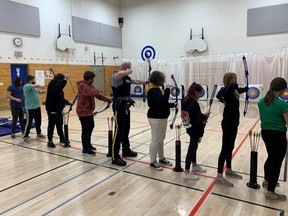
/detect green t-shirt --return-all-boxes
[23,84,40,109]
[258,97,288,132]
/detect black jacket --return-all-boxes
[216,83,246,128]
[147,87,175,119]
[45,79,69,113]
[181,96,208,138]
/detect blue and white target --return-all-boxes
[199,85,208,101]
[141,46,156,61]
[280,87,288,101]
[170,87,183,100]
[247,87,260,100]
[130,84,144,96]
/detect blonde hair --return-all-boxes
[223,72,239,99]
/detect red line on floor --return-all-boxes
[189,117,260,216]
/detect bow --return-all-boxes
[93,102,111,116]
[143,55,152,102]
[242,55,249,116]
[209,84,218,112]
[63,95,78,116]
[170,74,179,129]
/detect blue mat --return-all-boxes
[0,120,35,137]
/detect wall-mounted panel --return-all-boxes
[0,0,40,36]
[72,16,101,44]
[247,3,288,36]
[72,16,122,48]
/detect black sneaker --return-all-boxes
[89,145,96,151]
[47,141,56,148]
[82,149,96,156]
[122,150,137,157]
[11,133,16,139]
[112,158,127,166]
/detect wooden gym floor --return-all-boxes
[0,99,287,216]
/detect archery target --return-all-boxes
[279,87,288,101]
[198,85,208,101]
[214,85,223,100]
[141,46,156,61]
[170,86,183,100]
[131,84,144,96]
[242,84,263,102]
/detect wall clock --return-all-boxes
[13,37,23,47]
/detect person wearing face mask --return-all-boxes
[45,73,71,148]
[23,75,46,143]
[76,71,112,156]
[6,76,25,138]
[110,61,147,166]
[181,82,210,180]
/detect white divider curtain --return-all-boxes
[124,48,288,99]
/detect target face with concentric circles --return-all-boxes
[247,87,260,100]
[134,86,142,94]
[170,87,180,97]
[280,87,288,101]
[141,45,156,61]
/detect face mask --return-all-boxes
[32,82,35,84]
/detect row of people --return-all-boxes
[7,63,287,201]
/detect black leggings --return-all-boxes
[47,112,64,142]
[217,125,238,174]
[262,129,287,192]
[185,136,200,170]
[10,106,25,133]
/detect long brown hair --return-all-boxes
[185,82,203,100]
[223,72,239,99]
[264,77,287,105]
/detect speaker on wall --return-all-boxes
[118,17,124,28]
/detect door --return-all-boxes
[90,65,105,94]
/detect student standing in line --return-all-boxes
[45,73,71,148]
[258,77,288,201]
[146,71,175,171]
[23,75,46,143]
[6,76,25,138]
[216,72,247,187]
[181,82,210,180]
[76,71,111,156]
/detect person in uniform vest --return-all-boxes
[110,61,147,166]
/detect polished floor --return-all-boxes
[0,99,287,216]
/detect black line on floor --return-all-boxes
[0,160,76,193]
[212,192,284,213]
[124,170,204,192]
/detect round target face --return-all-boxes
[199,89,205,97]
[134,86,142,94]
[247,87,260,100]
[279,87,288,101]
[141,45,156,61]
[170,87,180,97]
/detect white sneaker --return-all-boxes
[216,177,234,187]
[192,165,206,173]
[183,173,199,180]
[150,161,163,171]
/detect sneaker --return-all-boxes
[23,137,30,144]
[112,158,127,166]
[82,149,96,156]
[183,173,199,180]
[262,180,280,189]
[150,161,163,171]
[225,169,243,179]
[59,139,70,144]
[36,133,46,139]
[192,165,206,173]
[122,150,138,157]
[216,177,234,187]
[47,141,56,148]
[159,158,173,166]
[11,133,15,139]
[89,145,96,151]
[265,192,286,201]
